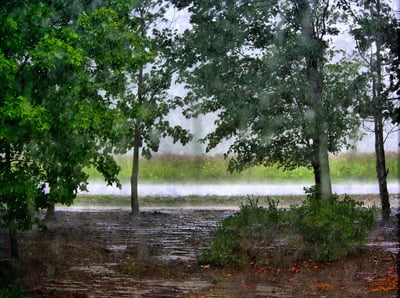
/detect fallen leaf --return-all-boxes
[255,267,265,274]
[316,282,333,291]
[225,273,233,277]
[368,275,399,292]
[294,267,301,273]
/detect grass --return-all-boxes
[85,152,399,183]
[74,194,306,208]
[73,193,391,209]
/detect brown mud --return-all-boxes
[1,206,399,297]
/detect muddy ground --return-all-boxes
[1,205,399,297]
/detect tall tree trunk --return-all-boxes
[299,0,332,200]
[130,55,144,217]
[130,124,141,217]
[373,0,390,219]
[375,116,390,219]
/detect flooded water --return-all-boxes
[83,181,400,196]
[23,209,236,297]
[20,207,399,297]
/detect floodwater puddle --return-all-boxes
[366,241,400,253]
[30,209,233,297]
[20,206,398,297]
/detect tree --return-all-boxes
[387,9,400,128]
[38,0,145,220]
[345,0,400,219]
[175,0,365,199]
[0,1,51,258]
[114,0,192,217]
[0,0,147,257]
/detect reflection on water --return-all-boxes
[82,182,400,196]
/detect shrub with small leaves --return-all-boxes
[199,196,285,266]
[199,188,374,266]
[292,187,374,261]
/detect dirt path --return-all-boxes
[1,207,399,297]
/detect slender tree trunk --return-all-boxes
[9,222,19,259]
[130,56,144,217]
[373,0,390,219]
[130,124,141,217]
[375,116,390,219]
[45,202,56,221]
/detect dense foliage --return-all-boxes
[174,0,368,199]
[0,0,397,260]
[292,187,374,261]
[0,0,150,257]
[199,197,285,266]
[200,189,374,266]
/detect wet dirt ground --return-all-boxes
[1,206,399,297]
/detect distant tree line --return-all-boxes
[0,0,398,258]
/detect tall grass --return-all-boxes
[85,152,399,183]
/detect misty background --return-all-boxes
[147,1,400,157]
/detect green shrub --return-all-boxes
[199,197,285,266]
[291,187,374,262]
[199,189,374,266]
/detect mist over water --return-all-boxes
[82,181,400,196]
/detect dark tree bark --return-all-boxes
[9,224,19,259]
[130,123,141,217]
[312,140,332,200]
[374,115,390,219]
[45,202,56,221]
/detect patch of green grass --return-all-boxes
[74,194,308,208]
[85,152,399,183]
[73,193,390,212]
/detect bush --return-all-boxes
[199,189,374,266]
[292,187,374,262]
[199,197,286,266]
